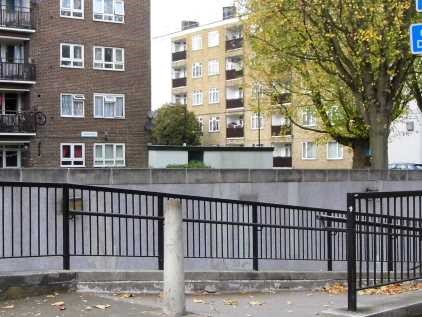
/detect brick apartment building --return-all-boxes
[171,6,353,169]
[0,0,150,168]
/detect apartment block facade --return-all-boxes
[0,0,150,169]
[171,8,353,169]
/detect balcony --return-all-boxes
[0,6,35,31]
[226,69,243,80]
[172,50,187,62]
[271,125,292,137]
[273,156,292,168]
[172,77,187,88]
[226,38,243,51]
[226,127,244,138]
[0,62,36,82]
[0,111,46,134]
[226,98,243,109]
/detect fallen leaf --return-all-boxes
[249,301,264,306]
[95,304,111,310]
[0,305,14,309]
[193,299,207,304]
[223,299,238,306]
[46,294,56,298]
[118,293,134,299]
[51,302,65,307]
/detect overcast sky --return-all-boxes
[151,0,235,110]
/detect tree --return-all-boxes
[151,104,202,146]
[242,0,417,169]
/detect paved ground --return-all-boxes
[0,290,421,317]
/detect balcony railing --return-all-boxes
[0,111,46,134]
[273,156,292,168]
[226,127,244,138]
[0,6,35,30]
[172,51,187,62]
[0,62,36,82]
[172,77,187,88]
[226,69,243,80]
[226,98,244,109]
[226,38,243,50]
[271,125,292,137]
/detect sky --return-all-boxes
[151,0,235,110]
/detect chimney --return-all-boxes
[181,21,199,31]
[223,6,237,20]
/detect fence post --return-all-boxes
[326,211,333,272]
[163,198,185,317]
[346,194,357,312]
[62,185,70,270]
[252,204,259,271]
[157,195,164,270]
[387,217,393,272]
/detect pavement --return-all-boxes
[0,290,421,317]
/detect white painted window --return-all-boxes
[60,43,84,68]
[94,144,125,167]
[302,142,317,160]
[93,0,125,23]
[61,94,85,117]
[208,59,220,76]
[61,0,84,18]
[0,146,21,168]
[192,90,203,106]
[251,113,264,130]
[209,116,220,132]
[198,117,203,132]
[192,35,203,51]
[192,63,203,78]
[94,94,125,118]
[208,88,220,104]
[302,109,317,127]
[327,141,343,160]
[93,46,124,71]
[208,31,220,47]
[273,143,292,157]
[61,144,85,167]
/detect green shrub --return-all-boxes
[167,160,210,169]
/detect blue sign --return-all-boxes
[417,0,422,12]
[410,24,422,54]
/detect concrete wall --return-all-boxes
[149,150,188,168]
[203,151,273,169]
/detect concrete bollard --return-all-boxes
[163,198,186,317]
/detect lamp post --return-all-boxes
[254,83,262,147]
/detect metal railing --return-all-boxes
[0,5,35,29]
[226,98,244,109]
[0,111,46,133]
[0,62,36,82]
[226,38,243,50]
[172,77,187,88]
[226,127,244,138]
[172,51,186,62]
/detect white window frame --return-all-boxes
[209,116,220,133]
[94,143,126,167]
[60,143,85,167]
[192,62,203,78]
[93,93,125,119]
[198,117,203,132]
[327,141,344,160]
[93,46,125,71]
[60,94,85,118]
[302,109,317,127]
[208,31,220,47]
[192,35,203,51]
[251,113,264,130]
[208,59,220,76]
[93,0,125,23]
[60,0,84,19]
[302,142,317,160]
[208,88,220,104]
[60,43,84,68]
[192,90,203,106]
[0,146,21,169]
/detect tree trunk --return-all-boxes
[352,140,370,169]
[369,120,389,170]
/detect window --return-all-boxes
[208,31,220,47]
[327,141,343,160]
[93,46,124,71]
[209,117,220,132]
[60,44,84,68]
[273,143,292,158]
[302,109,317,127]
[94,94,125,118]
[61,144,85,167]
[198,117,203,132]
[407,121,415,132]
[94,144,125,167]
[302,142,317,160]
[61,0,84,18]
[208,59,220,76]
[192,90,203,106]
[0,146,21,169]
[209,88,220,104]
[192,35,203,51]
[93,0,125,23]
[251,113,264,130]
[61,94,85,117]
[192,63,203,78]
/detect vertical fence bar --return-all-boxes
[326,211,333,272]
[62,185,70,270]
[252,204,259,271]
[347,194,357,311]
[157,195,164,270]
